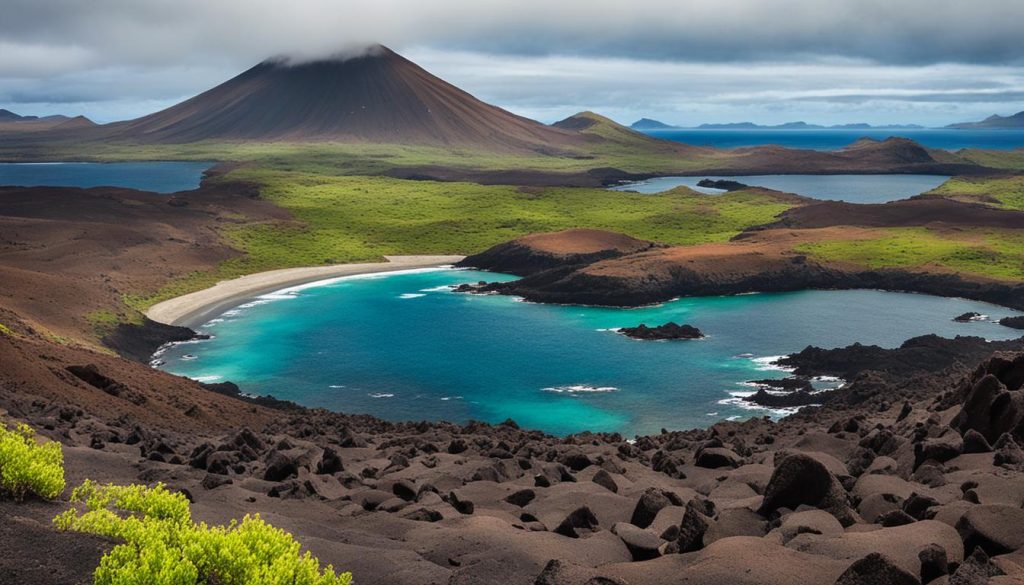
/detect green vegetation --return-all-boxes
[125,172,793,309]
[0,322,13,336]
[0,423,65,501]
[959,149,1024,171]
[86,309,138,337]
[797,227,1024,281]
[926,175,1024,210]
[55,480,352,585]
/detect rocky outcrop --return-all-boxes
[696,179,750,191]
[618,322,704,340]
[103,318,207,362]
[463,230,1024,310]
[456,229,657,277]
[1000,316,1024,330]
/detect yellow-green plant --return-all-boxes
[55,481,352,585]
[0,423,65,500]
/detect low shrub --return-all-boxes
[0,422,65,500]
[55,481,352,585]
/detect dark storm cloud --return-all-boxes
[2,0,1024,72]
[1,0,1022,125]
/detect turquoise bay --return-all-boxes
[156,269,1024,436]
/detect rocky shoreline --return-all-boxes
[6,320,1024,583]
[455,230,1024,312]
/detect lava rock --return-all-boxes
[956,504,1024,555]
[591,469,619,493]
[835,553,920,585]
[757,453,857,526]
[505,489,536,507]
[554,506,599,538]
[618,322,704,340]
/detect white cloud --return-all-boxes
[0,0,1022,124]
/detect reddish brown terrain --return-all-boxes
[463,220,1024,310]
[0,175,287,343]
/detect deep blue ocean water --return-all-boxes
[155,268,1024,436]
[640,128,1024,151]
[0,162,214,193]
[610,174,950,203]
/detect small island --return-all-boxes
[618,322,704,340]
[696,178,751,191]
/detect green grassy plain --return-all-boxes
[925,175,1024,210]
[127,171,793,309]
[796,227,1024,281]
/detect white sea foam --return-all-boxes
[750,355,795,373]
[419,285,454,292]
[328,385,346,389]
[192,375,222,383]
[440,396,463,401]
[180,354,198,361]
[542,385,619,394]
[399,293,426,299]
[369,393,395,399]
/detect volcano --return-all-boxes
[111,45,581,151]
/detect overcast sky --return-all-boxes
[2,0,1023,126]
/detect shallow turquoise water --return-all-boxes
[610,174,950,203]
[0,162,214,193]
[155,269,1024,436]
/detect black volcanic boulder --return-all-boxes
[956,504,1024,555]
[954,371,1024,444]
[263,451,299,482]
[591,469,619,493]
[676,499,712,553]
[504,489,536,507]
[835,553,919,585]
[630,487,673,529]
[554,506,599,538]
[758,453,857,526]
[619,322,704,340]
[316,446,344,474]
[694,447,743,469]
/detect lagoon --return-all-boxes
[611,174,950,203]
[0,161,215,193]
[155,268,1024,436]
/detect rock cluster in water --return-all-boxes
[619,322,704,340]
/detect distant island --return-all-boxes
[629,118,677,130]
[630,118,926,130]
[947,110,1024,129]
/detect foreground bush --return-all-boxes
[55,481,352,585]
[0,422,65,500]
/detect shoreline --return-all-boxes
[145,255,465,328]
